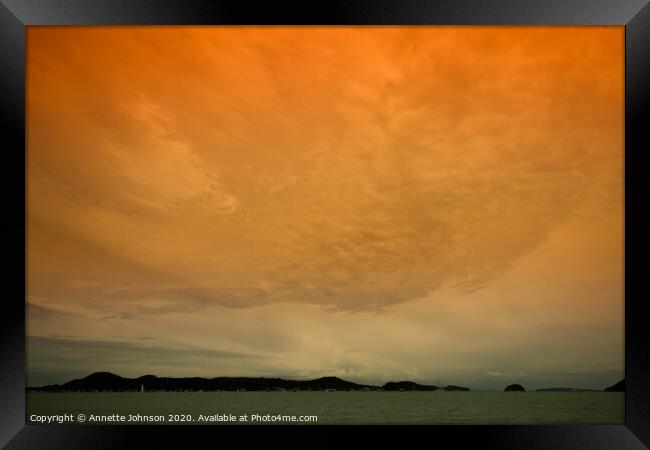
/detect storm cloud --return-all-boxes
[27,27,623,387]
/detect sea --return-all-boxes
[26,391,624,425]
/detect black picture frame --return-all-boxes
[1,0,648,448]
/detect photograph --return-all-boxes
[24,25,625,426]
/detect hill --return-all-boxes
[535,387,598,392]
[383,381,438,391]
[27,372,377,392]
[28,373,474,392]
[443,384,471,391]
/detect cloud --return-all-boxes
[27,336,264,386]
[29,336,261,360]
[27,27,622,314]
[25,27,623,388]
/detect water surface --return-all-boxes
[27,391,624,425]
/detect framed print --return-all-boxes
[1,0,648,448]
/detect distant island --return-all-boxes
[535,388,599,392]
[27,372,472,393]
[27,373,625,393]
[383,381,437,391]
[382,381,470,392]
[504,384,526,392]
[504,383,623,392]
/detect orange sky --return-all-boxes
[26,27,623,389]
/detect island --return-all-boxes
[27,372,471,393]
[535,388,598,392]
[382,381,438,391]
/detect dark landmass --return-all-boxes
[28,372,615,393]
[27,372,471,392]
[381,381,470,391]
[604,380,625,392]
[535,388,599,392]
[383,381,437,391]
[28,372,373,392]
[442,384,471,391]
